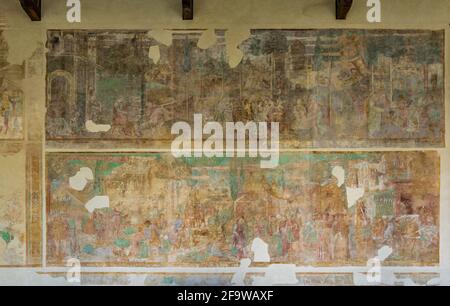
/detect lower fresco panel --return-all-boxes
[46,152,439,266]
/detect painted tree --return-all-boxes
[365,33,406,66]
[412,32,443,91]
[98,34,150,122]
[313,31,342,128]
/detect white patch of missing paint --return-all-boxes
[147,30,173,46]
[354,245,418,286]
[225,28,250,68]
[346,187,365,208]
[377,246,393,260]
[85,196,110,213]
[148,45,160,64]
[251,238,270,262]
[231,237,297,286]
[331,166,345,187]
[231,258,251,286]
[227,48,243,69]
[86,120,111,133]
[69,167,93,191]
[197,29,217,50]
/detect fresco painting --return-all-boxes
[0,27,443,284]
[46,152,439,266]
[45,29,444,148]
[0,147,26,265]
[0,31,42,266]
[0,31,24,140]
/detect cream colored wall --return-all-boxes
[0,0,449,283]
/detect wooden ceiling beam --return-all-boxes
[19,0,41,21]
[182,0,193,20]
[336,0,353,20]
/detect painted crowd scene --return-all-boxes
[46,152,439,266]
[45,29,444,148]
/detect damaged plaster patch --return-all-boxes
[346,187,365,208]
[197,29,217,49]
[353,246,417,286]
[69,167,93,191]
[252,265,298,285]
[330,165,364,208]
[377,246,393,260]
[0,269,74,286]
[85,196,110,213]
[147,30,173,46]
[148,45,161,64]
[331,166,345,187]
[232,237,297,286]
[251,237,270,262]
[86,120,111,133]
[231,258,251,286]
[225,28,250,68]
[427,270,450,286]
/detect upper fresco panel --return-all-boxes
[45,29,445,149]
